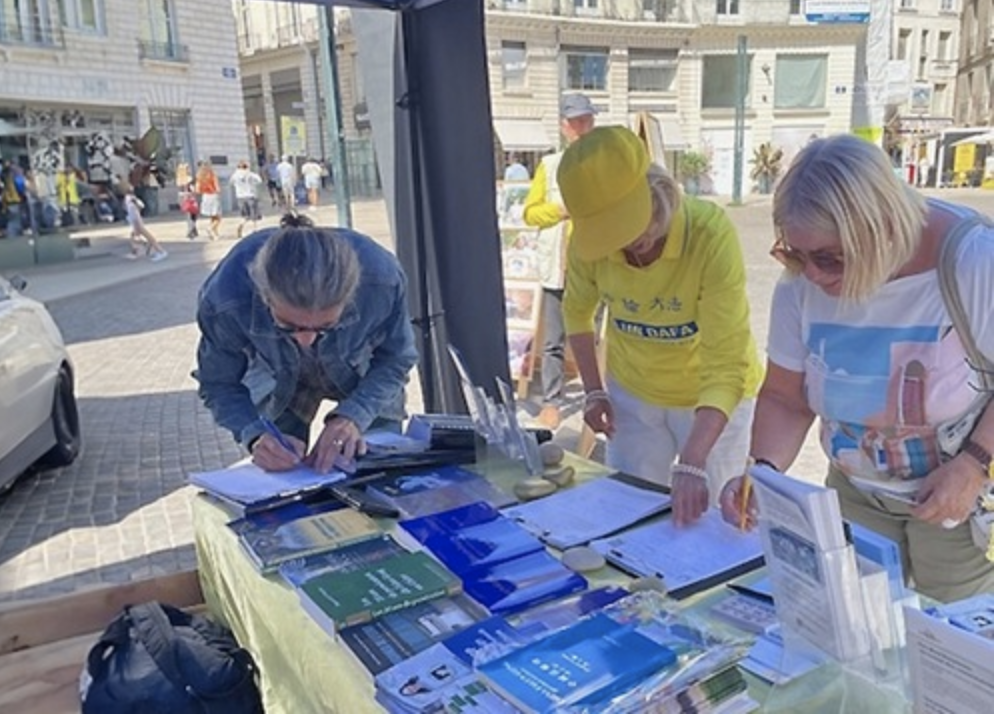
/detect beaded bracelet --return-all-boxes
[584,389,609,405]
[671,463,709,481]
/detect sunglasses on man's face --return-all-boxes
[270,312,339,340]
[770,237,846,276]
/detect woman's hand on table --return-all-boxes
[719,475,758,531]
[307,416,366,473]
[671,470,709,526]
[912,454,986,528]
[251,433,307,472]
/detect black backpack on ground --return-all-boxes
[80,601,264,714]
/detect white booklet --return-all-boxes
[590,509,764,600]
[500,474,671,550]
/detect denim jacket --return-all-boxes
[195,228,418,447]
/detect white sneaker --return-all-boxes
[150,250,168,262]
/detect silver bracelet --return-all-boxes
[671,463,709,481]
[584,389,609,405]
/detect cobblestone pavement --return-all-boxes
[1,188,991,603]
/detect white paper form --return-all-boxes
[590,510,764,599]
[905,607,994,714]
[190,460,346,506]
[500,476,671,550]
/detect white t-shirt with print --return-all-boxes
[767,209,994,486]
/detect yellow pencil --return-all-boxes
[738,473,752,531]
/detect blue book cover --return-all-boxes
[367,465,515,518]
[339,594,488,676]
[511,585,629,641]
[227,491,344,536]
[440,615,525,667]
[399,501,502,542]
[461,549,588,616]
[848,521,906,598]
[477,612,677,713]
[418,518,546,575]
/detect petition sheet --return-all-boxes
[590,510,763,595]
[500,477,671,549]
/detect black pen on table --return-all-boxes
[258,416,300,461]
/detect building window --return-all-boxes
[628,48,678,92]
[774,54,827,109]
[716,0,739,14]
[502,41,527,90]
[562,46,608,91]
[58,0,102,32]
[899,0,914,8]
[148,109,194,174]
[138,0,187,61]
[574,0,598,13]
[933,83,947,114]
[940,0,955,10]
[789,0,801,14]
[702,54,750,109]
[1,0,58,45]
[897,29,911,61]
[937,31,951,61]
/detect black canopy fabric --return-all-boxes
[276,0,510,413]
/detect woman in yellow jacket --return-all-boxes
[558,126,762,525]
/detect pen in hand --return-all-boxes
[738,473,753,531]
[259,416,301,461]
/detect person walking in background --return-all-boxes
[522,92,598,430]
[55,164,80,227]
[194,213,418,473]
[301,158,324,211]
[265,154,281,208]
[196,161,222,241]
[719,134,994,603]
[558,126,762,525]
[122,183,167,261]
[230,160,263,239]
[277,155,296,210]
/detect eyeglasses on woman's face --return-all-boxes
[770,233,846,276]
[268,301,344,343]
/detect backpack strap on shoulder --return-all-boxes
[938,214,994,392]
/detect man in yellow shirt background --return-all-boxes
[522,93,597,430]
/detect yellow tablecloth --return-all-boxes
[192,453,910,714]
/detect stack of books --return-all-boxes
[399,501,588,615]
[371,590,754,714]
[363,465,515,519]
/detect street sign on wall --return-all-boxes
[804,0,870,22]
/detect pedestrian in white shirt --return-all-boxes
[277,155,296,209]
[300,158,324,211]
[122,183,167,261]
[230,160,263,239]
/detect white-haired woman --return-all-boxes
[720,133,994,602]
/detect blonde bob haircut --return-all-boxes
[773,134,928,301]
[647,162,683,234]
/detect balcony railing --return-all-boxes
[0,10,64,48]
[138,39,190,63]
[486,0,690,23]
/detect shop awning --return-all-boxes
[493,118,555,152]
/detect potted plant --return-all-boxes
[679,150,710,196]
[749,142,784,195]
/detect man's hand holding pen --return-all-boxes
[252,417,306,472]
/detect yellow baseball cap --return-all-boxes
[557,126,652,262]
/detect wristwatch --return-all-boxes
[962,439,994,480]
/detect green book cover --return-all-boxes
[238,507,382,573]
[299,551,462,633]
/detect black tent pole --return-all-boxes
[399,8,437,413]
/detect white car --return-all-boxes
[0,274,80,491]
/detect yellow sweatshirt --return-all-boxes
[563,195,762,417]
